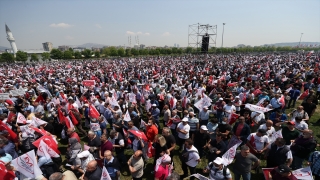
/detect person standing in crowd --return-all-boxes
[207,133,226,162]
[198,106,212,126]
[87,130,101,159]
[109,130,126,165]
[288,86,300,108]
[81,160,102,180]
[203,157,232,180]
[188,111,199,140]
[146,119,158,142]
[301,98,317,120]
[176,118,190,150]
[232,145,260,180]
[154,154,172,180]
[180,139,200,180]
[162,127,176,160]
[290,129,317,170]
[103,150,121,180]
[308,151,320,180]
[128,150,144,180]
[265,138,293,168]
[151,104,161,129]
[232,116,251,144]
[194,125,211,158]
[216,117,232,146]
[99,133,113,159]
[258,120,275,142]
[275,121,300,145]
[162,105,171,127]
[246,129,269,157]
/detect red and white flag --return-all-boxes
[245,104,272,113]
[256,98,266,106]
[279,95,285,108]
[169,97,177,109]
[82,80,96,87]
[11,150,43,178]
[100,166,112,180]
[298,89,309,100]
[222,141,242,165]
[292,166,313,180]
[128,93,137,103]
[17,112,27,124]
[37,140,60,159]
[123,110,131,122]
[89,104,100,119]
[228,113,239,125]
[32,135,59,155]
[0,120,17,142]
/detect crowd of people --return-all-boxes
[0,52,319,180]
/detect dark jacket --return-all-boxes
[267,143,290,167]
[290,136,316,159]
[232,122,251,143]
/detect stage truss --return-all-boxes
[188,23,217,52]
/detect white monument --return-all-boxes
[5,24,18,57]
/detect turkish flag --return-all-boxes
[88,104,100,119]
[57,108,66,124]
[32,135,60,154]
[279,95,285,108]
[34,94,44,103]
[227,82,238,87]
[147,142,155,158]
[82,80,95,87]
[128,130,148,141]
[0,120,17,142]
[253,89,262,96]
[6,111,15,123]
[228,113,239,125]
[30,127,47,136]
[69,111,79,126]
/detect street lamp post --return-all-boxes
[221,23,226,48]
[299,33,303,47]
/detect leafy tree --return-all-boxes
[177,48,183,54]
[16,51,28,61]
[172,47,178,54]
[74,51,82,59]
[131,48,139,56]
[63,50,73,59]
[81,49,92,58]
[95,51,100,58]
[0,52,14,62]
[50,49,63,59]
[125,48,131,56]
[109,47,118,56]
[117,48,125,57]
[30,54,39,61]
[166,48,172,54]
[185,47,193,53]
[103,48,110,56]
[41,52,50,61]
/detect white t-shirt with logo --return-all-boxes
[247,133,269,151]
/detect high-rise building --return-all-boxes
[177,44,179,48]
[5,24,18,57]
[58,45,70,51]
[42,42,53,51]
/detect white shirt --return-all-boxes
[292,120,308,131]
[177,122,190,139]
[247,133,269,151]
[251,112,265,124]
[185,146,200,167]
[232,100,242,112]
[259,124,276,142]
[223,105,236,117]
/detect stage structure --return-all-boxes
[188,23,217,53]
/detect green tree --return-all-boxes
[50,49,63,59]
[117,48,125,57]
[0,52,14,62]
[177,48,183,54]
[185,47,193,53]
[63,50,73,59]
[103,47,110,57]
[30,54,39,61]
[95,51,100,58]
[131,48,139,56]
[41,52,50,61]
[16,51,28,61]
[125,48,131,56]
[109,47,118,56]
[172,47,178,54]
[81,49,92,58]
[74,51,82,59]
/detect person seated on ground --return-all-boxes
[203,157,232,180]
[49,171,78,180]
[269,164,296,180]
[66,138,82,166]
[71,150,95,177]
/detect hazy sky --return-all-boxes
[0,0,319,50]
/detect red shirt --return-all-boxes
[70,132,81,143]
[155,165,170,180]
[146,125,158,142]
[100,140,113,156]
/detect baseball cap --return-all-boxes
[287,121,295,125]
[213,157,224,165]
[200,125,208,131]
[219,98,223,101]
[152,104,157,107]
[182,118,189,122]
[235,96,240,98]
[276,164,291,173]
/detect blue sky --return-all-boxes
[0,0,319,49]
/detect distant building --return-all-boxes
[73,47,86,52]
[177,44,179,48]
[58,45,70,51]
[5,24,18,57]
[91,47,101,52]
[42,42,53,51]
[140,44,145,49]
[134,44,140,49]
[174,43,176,47]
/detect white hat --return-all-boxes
[152,104,157,107]
[182,118,189,122]
[203,106,208,110]
[235,96,240,98]
[219,98,223,101]
[213,157,224,165]
[200,125,208,131]
[77,150,91,158]
[161,154,171,163]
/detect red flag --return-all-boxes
[253,89,262,96]
[228,113,239,125]
[33,135,60,154]
[0,120,17,142]
[227,82,238,87]
[68,111,79,126]
[128,130,148,141]
[57,108,66,124]
[0,161,8,178]
[59,92,66,100]
[298,89,309,100]
[279,95,285,108]
[34,95,44,103]
[147,142,155,158]
[6,111,15,123]
[88,104,100,119]
[249,134,256,154]
[30,127,47,136]
[82,80,95,87]
[169,97,174,109]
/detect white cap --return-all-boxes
[182,118,189,122]
[200,125,208,131]
[219,98,223,101]
[152,104,157,107]
[213,157,224,165]
[235,96,240,98]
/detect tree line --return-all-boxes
[0,45,319,62]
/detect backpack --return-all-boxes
[209,163,228,179]
[180,149,198,163]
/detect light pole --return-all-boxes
[221,23,226,48]
[299,33,303,47]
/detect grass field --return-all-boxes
[58,99,320,180]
